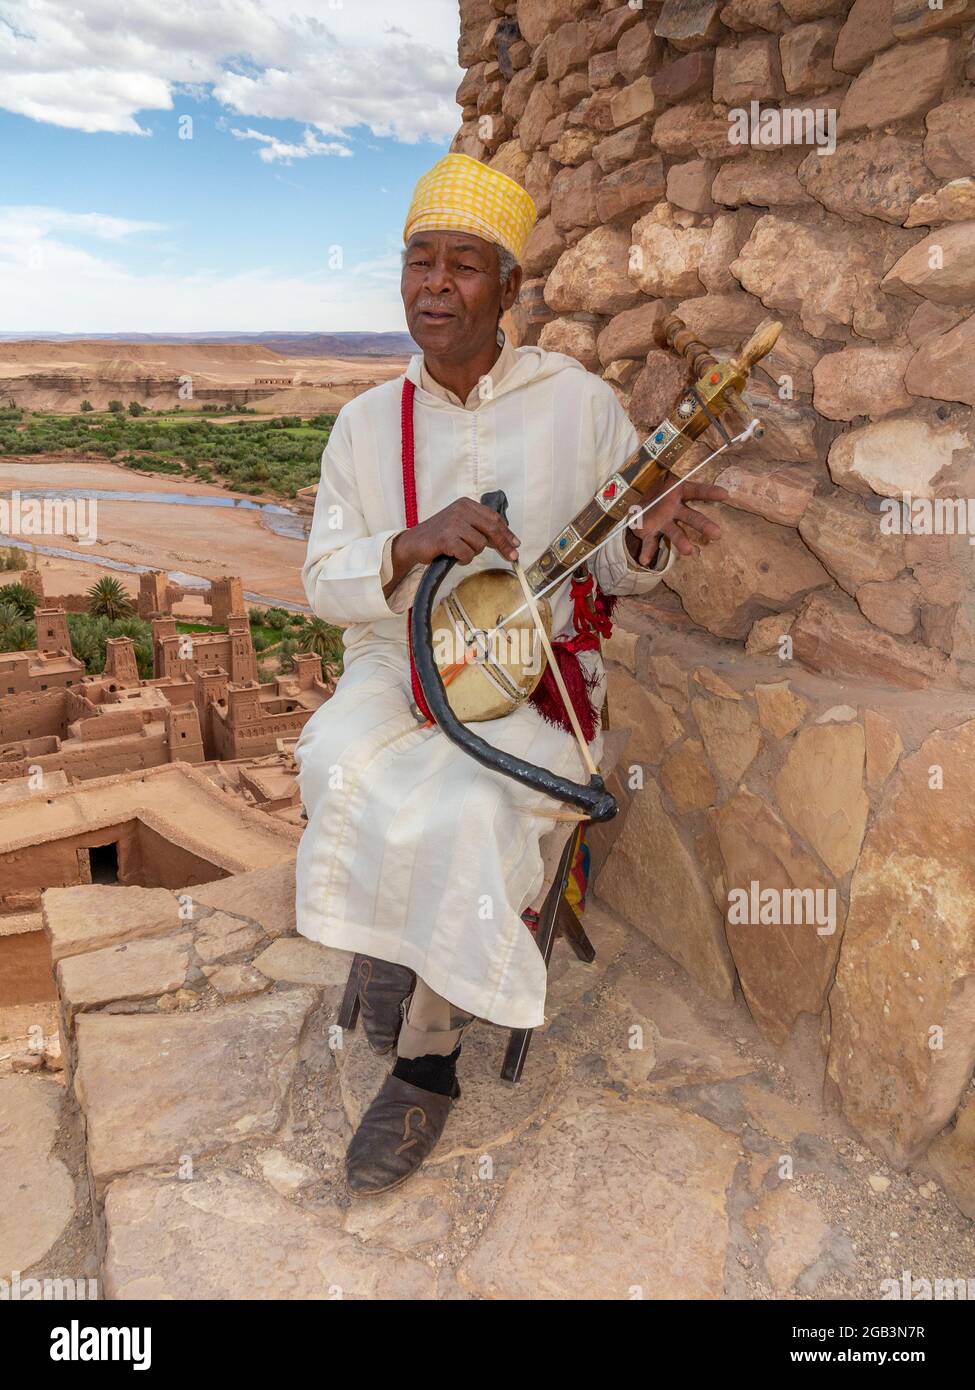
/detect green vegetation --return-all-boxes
[263,606,290,630]
[0,547,28,572]
[66,613,155,679]
[0,604,35,653]
[0,606,152,675]
[0,408,335,499]
[0,580,38,618]
[294,615,344,675]
[86,575,135,621]
[247,605,342,679]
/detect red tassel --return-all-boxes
[528,642,600,743]
[401,379,434,723]
[562,573,618,655]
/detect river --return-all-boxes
[0,474,311,611]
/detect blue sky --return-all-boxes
[0,0,462,332]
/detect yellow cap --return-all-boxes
[403,153,537,263]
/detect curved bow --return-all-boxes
[409,489,619,822]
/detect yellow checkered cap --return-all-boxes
[403,153,537,263]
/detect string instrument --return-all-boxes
[411,314,782,820]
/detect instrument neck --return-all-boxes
[521,362,745,599]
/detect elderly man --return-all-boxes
[295,153,725,1195]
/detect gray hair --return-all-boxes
[401,244,519,287]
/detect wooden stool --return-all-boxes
[500,821,595,1084]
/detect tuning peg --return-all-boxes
[660,314,718,376]
[732,318,782,371]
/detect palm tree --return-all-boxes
[66,613,104,669]
[296,616,344,675]
[0,600,22,639]
[0,618,35,653]
[87,576,134,621]
[0,581,37,619]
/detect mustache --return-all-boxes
[414,300,455,313]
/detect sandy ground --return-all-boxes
[0,458,309,607]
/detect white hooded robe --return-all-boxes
[294,346,673,1028]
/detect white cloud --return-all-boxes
[0,0,462,143]
[0,204,407,331]
[229,126,352,164]
[0,206,166,242]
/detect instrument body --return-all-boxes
[430,568,551,722]
[412,494,618,822]
[429,315,783,725]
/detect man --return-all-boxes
[295,153,726,1195]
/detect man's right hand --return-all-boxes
[390,498,520,583]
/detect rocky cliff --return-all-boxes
[452,0,975,1202]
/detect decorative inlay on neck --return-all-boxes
[521,318,780,599]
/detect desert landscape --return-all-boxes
[0,336,411,415]
[0,335,414,606]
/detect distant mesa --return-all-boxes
[0,331,419,358]
[0,334,415,413]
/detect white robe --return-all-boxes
[294,346,674,1029]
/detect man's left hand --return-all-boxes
[626,479,730,566]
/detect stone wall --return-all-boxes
[452,0,975,1192]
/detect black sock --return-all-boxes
[393,1043,461,1097]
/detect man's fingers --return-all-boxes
[451,499,521,558]
[468,507,520,559]
[638,536,660,567]
[681,483,729,503]
[660,520,695,558]
[450,536,477,564]
[460,524,489,554]
[465,498,517,534]
[677,504,722,539]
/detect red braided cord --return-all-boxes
[400,377,418,527]
[401,379,433,721]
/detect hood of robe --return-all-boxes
[404,343,587,409]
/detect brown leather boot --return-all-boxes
[352,954,415,1055]
[345,1072,459,1197]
